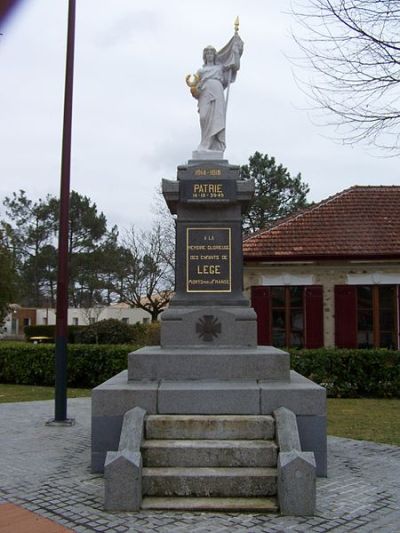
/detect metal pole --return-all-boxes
[50,0,76,425]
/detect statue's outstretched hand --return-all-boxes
[190,87,200,99]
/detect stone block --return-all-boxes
[260,371,326,415]
[278,451,316,516]
[142,466,277,497]
[140,496,278,513]
[297,415,327,477]
[142,439,278,468]
[92,415,123,453]
[92,370,158,416]
[128,346,290,381]
[118,406,146,451]
[158,381,260,414]
[104,450,142,511]
[91,374,156,473]
[191,151,225,160]
[274,407,301,452]
[145,414,275,440]
[91,450,108,474]
[160,306,258,348]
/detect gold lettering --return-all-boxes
[188,245,206,250]
[196,264,221,275]
[192,183,223,193]
[207,244,229,250]
[194,169,222,177]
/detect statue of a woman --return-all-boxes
[187,22,244,157]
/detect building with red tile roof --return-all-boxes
[243,186,400,349]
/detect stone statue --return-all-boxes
[186,18,244,158]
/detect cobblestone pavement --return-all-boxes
[0,398,399,533]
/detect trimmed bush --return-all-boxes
[289,348,400,398]
[24,319,156,345]
[1,343,399,396]
[78,319,136,344]
[24,324,87,343]
[0,342,136,388]
[25,325,56,340]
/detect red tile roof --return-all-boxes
[243,186,400,261]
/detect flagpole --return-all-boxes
[224,17,240,126]
[47,0,76,427]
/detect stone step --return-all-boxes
[142,439,277,467]
[145,414,275,440]
[142,467,277,497]
[141,496,279,513]
[128,346,290,381]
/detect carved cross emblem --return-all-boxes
[196,315,222,342]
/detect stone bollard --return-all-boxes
[274,407,317,516]
[104,450,142,511]
[104,406,146,511]
[278,450,316,516]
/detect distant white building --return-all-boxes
[36,303,152,327]
[2,303,152,337]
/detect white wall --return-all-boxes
[35,305,153,327]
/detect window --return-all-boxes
[335,285,399,349]
[72,317,79,326]
[122,317,129,324]
[271,286,304,348]
[23,318,30,327]
[357,285,396,349]
[42,317,48,325]
[89,318,95,325]
[251,285,323,349]
[143,318,150,325]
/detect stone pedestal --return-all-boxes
[91,159,327,480]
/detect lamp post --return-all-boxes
[47,0,76,426]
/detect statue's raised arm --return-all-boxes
[186,17,244,159]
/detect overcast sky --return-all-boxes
[1,0,399,231]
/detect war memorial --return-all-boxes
[91,19,326,515]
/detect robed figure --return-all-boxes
[187,22,244,155]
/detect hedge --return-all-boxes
[24,320,161,346]
[290,348,400,398]
[0,343,399,396]
[0,342,136,388]
[24,324,86,343]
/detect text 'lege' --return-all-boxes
[197,264,221,275]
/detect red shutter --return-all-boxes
[251,286,271,345]
[335,285,357,348]
[304,286,324,348]
[397,285,400,350]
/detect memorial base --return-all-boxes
[160,306,258,348]
[92,364,327,477]
[191,150,225,160]
[92,157,326,513]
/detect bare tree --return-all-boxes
[292,0,400,152]
[152,186,176,272]
[81,304,105,325]
[115,224,174,322]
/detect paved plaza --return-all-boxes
[0,397,399,532]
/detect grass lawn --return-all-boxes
[0,385,399,447]
[0,384,91,403]
[328,398,400,446]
